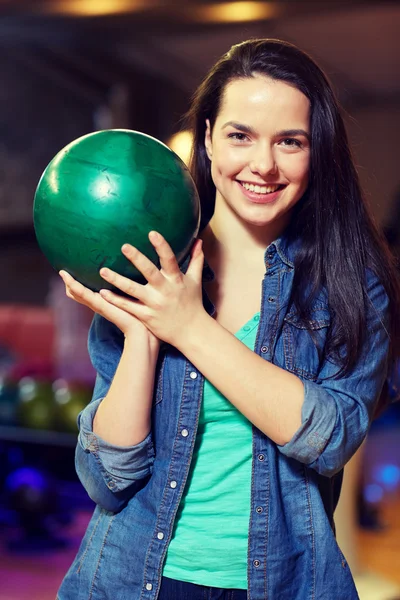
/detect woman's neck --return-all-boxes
[200,196,285,269]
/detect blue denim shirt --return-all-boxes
[58,235,390,600]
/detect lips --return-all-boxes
[236,180,285,204]
[238,181,285,195]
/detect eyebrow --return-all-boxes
[221,121,310,141]
[278,128,310,141]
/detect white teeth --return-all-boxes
[240,182,280,194]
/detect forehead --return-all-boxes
[217,75,310,126]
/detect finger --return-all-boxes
[99,268,147,302]
[99,288,148,321]
[60,271,84,301]
[60,271,109,313]
[148,231,181,279]
[60,271,134,325]
[60,271,95,305]
[121,244,165,287]
[186,239,204,281]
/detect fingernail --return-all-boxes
[149,231,160,242]
[122,244,131,253]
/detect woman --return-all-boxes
[57,39,399,600]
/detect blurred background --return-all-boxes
[0,1,399,599]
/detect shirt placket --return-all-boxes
[248,243,282,600]
[140,360,205,599]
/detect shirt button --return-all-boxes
[157,532,164,540]
[268,296,276,303]
[254,315,260,321]
[145,583,153,591]
[258,454,265,461]
[181,429,189,437]
[243,326,250,331]
[253,559,261,568]
[189,372,198,379]
[170,480,177,489]
[256,506,263,514]
[261,346,268,353]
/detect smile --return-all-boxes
[239,181,285,195]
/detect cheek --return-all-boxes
[286,155,310,186]
[214,144,246,175]
[213,147,242,178]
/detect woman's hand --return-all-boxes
[97,231,206,348]
[59,270,160,349]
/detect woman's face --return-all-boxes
[205,75,311,233]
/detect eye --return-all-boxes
[227,132,249,142]
[280,138,302,148]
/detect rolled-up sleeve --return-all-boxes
[75,314,155,509]
[278,274,390,477]
[78,398,155,489]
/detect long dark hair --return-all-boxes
[185,38,400,385]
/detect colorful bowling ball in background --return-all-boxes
[33,129,201,291]
[17,377,56,430]
[52,379,92,433]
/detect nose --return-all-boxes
[249,143,277,177]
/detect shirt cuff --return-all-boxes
[78,398,155,483]
[277,379,337,464]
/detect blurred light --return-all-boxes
[364,483,384,504]
[192,2,278,23]
[6,467,47,493]
[167,130,193,166]
[18,377,36,403]
[49,0,157,17]
[374,464,400,490]
[53,379,72,405]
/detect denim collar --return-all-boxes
[268,233,301,269]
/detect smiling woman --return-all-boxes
[56,39,400,600]
[203,76,311,235]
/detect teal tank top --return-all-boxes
[162,313,260,588]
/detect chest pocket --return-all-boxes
[281,306,331,381]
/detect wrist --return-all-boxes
[124,329,160,355]
[174,310,212,353]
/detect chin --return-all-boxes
[242,207,291,231]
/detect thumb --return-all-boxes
[186,239,204,282]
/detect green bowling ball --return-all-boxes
[52,379,92,433]
[33,129,201,291]
[17,377,56,430]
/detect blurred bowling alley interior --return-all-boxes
[0,2,399,599]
